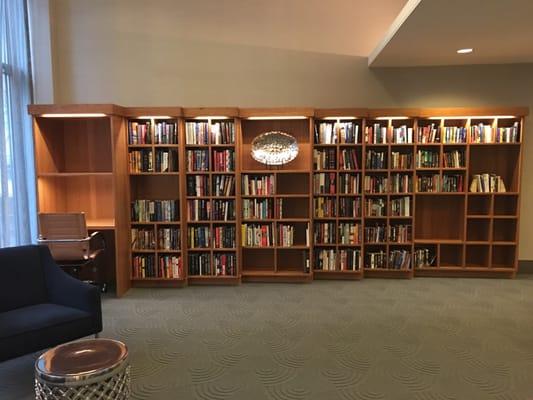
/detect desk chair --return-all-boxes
[38,213,107,292]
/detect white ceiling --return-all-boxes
[110,0,408,57]
[369,0,533,67]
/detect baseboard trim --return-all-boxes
[518,260,533,274]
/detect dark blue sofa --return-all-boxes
[0,245,102,361]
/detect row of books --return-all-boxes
[365,250,412,270]
[314,248,361,271]
[129,149,179,173]
[364,125,414,144]
[314,197,362,218]
[128,121,178,145]
[390,174,413,193]
[339,223,361,245]
[188,253,237,276]
[242,175,275,196]
[186,149,209,171]
[414,248,436,268]
[131,228,155,250]
[315,122,360,144]
[364,175,388,194]
[364,224,412,243]
[187,225,236,248]
[469,174,507,193]
[185,148,234,172]
[443,150,465,168]
[390,196,411,216]
[314,197,335,218]
[241,224,273,247]
[243,198,274,219]
[416,174,465,192]
[186,175,209,196]
[314,222,362,245]
[188,226,210,248]
[213,225,236,248]
[241,223,309,247]
[442,174,464,192]
[212,149,235,172]
[313,149,360,170]
[313,173,361,195]
[185,122,209,144]
[391,151,413,169]
[129,150,152,173]
[185,121,235,145]
[416,150,440,168]
[187,199,236,221]
[186,175,236,197]
[470,122,519,143]
[132,254,183,279]
[131,227,181,250]
[155,149,178,172]
[364,198,386,217]
[131,200,179,222]
[366,150,386,169]
[417,126,467,144]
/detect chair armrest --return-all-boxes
[39,246,102,332]
[89,231,106,252]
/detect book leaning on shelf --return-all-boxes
[469,174,507,193]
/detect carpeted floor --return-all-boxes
[2,277,533,400]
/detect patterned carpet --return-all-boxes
[2,277,533,400]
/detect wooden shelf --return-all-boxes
[32,106,523,291]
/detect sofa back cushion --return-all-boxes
[0,245,48,312]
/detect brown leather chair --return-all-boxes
[38,213,107,292]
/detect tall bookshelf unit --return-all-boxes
[412,112,523,277]
[362,113,415,278]
[29,104,131,296]
[239,109,313,282]
[30,105,526,295]
[125,107,186,287]
[183,108,241,285]
[312,109,365,279]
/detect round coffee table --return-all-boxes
[35,339,130,400]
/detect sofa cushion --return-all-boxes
[0,245,47,312]
[0,303,91,339]
[0,303,96,361]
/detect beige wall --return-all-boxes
[48,0,533,258]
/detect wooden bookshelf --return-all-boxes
[239,110,313,283]
[412,115,523,278]
[362,115,415,278]
[29,105,131,296]
[126,110,186,287]
[183,109,240,285]
[312,111,364,279]
[30,106,526,294]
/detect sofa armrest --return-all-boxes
[39,246,102,332]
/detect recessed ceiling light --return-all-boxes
[457,48,473,54]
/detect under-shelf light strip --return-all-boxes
[246,116,307,120]
[41,113,107,118]
[428,115,516,120]
[137,115,172,119]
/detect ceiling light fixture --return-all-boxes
[457,48,473,54]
